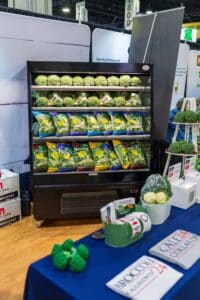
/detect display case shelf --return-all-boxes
[32,106,150,112]
[31,85,151,92]
[33,134,151,143]
[166,151,198,156]
[172,122,200,125]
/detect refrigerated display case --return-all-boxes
[27,62,153,223]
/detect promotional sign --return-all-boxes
[168,163,181,182]
[184,157,196,174]
[183,22,200,40]
[171,43,189,109]
[92,28,131,63]
[187,50,200,98]
[181,28,197,42]
[76,1,88,22]
[124,0,140,30]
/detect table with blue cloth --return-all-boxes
[23,205,200,300]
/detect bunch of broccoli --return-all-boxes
[174,110,198,123]
[168,140,195,154]
[51,239,89,272]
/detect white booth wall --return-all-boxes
[187,50,200,98]
[0,12,90,173]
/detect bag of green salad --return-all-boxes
[124,112,144,134]
[84,114,102,136]
[58,143,76,172]
[32,111,56,137]
[112,140,130,170]
[126,142,146,169]
[89,142,109,171]
[33,144,48,172]
[51,112,70,136]
[104,142,121,170]
[73,142,94,171]
[96,112,112,135]
[47,142,62,173]
[109,112,127,135]
[68,113,87,136]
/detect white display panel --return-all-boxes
[187,50,200,98]
[92,28,131,63]
[0,12,90,172]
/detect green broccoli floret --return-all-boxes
[76,244,89,260]
[35,75,48,86]
[114,96,126,107]
[119,75,131,87]
[182,142,195,154]
[69,253,86,272]
[73,76,84,86]
[62,239,74,251]
[60,75,72,86]
[35,96,49,106]
[63,96,74,106]
[53,251,71,271]
[48,75,61,86]
[84,76,95,86]
[51,244,63,257]
[131,76,142,86]
[95,76,107,86]
[174,111,185,123]
[184,110,198,123]
[87,96,99,106]
[168,142,182,153]
[107,76,119,86]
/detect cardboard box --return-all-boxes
[185,170,200,204]
[0,197,21,227]
[170,179,197,209]
[0,169,20,202]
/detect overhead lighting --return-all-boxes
[62,7,70,13]
[146,10,153,14]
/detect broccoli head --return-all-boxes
[130,76,142,86]
[174,111,185,123]
[182,142,195,154]
[184,110,198,123]
[35,75,48,86]
[119,75,131,87]
[84,76,95,86]
[76,244,89,260]
[53,251,70,271]
[95,76,107,86]
[107,76,119,86]
[60,75,72,86]
[168,142,182,153]
[73,76,84,86]
[48,75,61,86]
[69,253,86,272]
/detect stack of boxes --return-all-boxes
[0,169,21,227]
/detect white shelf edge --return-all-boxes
[172,122,200,125]
[166,151,198,157]
[32,106,151,112]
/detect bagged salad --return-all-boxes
[68,113,87,136]
[140,142,151,167]
[73,143,94,171]
[124,113,144,134]
[126,143,146,169]
[51,113,70,136]
[32,111,56,137]
[48,92,63,107]
[99,92,114,107]
[33,144,48,172]
[58,143,76,172]
[112,140,130,170]
[109,112,127,135]
[74,92,88,107]
[84,114,102,136]
[96,112,112,135]
[126,93,142,107]
[47,142,62,173]
[143,114,151,132]
[104,143,121,170]
[89,142,109,171]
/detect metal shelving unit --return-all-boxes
[28,61,153,222]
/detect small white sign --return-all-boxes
[184,157,196,174]
[76,1,87,22]
[168,163,181,182]
[124,0,140,30]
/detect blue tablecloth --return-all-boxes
[23,205,200,300]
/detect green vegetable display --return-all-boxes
[60,75,72,86]
[63,96,74,107]
[34,75,48,86]
[126,93,142,107]
[47,142,62,173]
[143,115,151,132]
[107,76,119,86]
[95,76,107,86]
[99,92,114,106]
[130,76,142,86]
[182,142,195,154]
[73,143,94,171]
[124,113,144,134]
[104,143,121,170]
[87,96,99,107]
[89,142,109,171]
[73,76,84,86]
[127,143,146,168]
[74,92,88,106]
[47,74,61,86]
[84,114,102,136]
[32,111,55,137]
[185,110,198,123]
[58,144,76,172]
[168,141,183,153]
[33,144,48,172]
[48,92,63,107]
[68,113,87,135]
[119,75,131,87]
[110,112,127,135]
[52,113,70,136]
[168,141,195,154]
[84,76,95,86]
[114,96,126,107]
[113,140,130,170]
[174,111,185,123]
[96,112,112,135]
[35,96,49,107]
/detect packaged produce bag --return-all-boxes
[89,142,109,171]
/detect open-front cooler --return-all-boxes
[28,62,153,223]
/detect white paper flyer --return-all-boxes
[106,256,183,300]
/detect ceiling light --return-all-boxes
[146,10,153,14]
[62,7,70,13]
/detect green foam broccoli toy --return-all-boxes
[51,239,89,272]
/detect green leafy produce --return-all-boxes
[143,115,151,132]
[169,141,195,154]
[58,144,76,172]
[34,75,48,86]
[126,93,142,107]
[73,76,84,86]
[94,76,107,86]
[96,112,112,135]
[99,92,114,106]
[33,144,48,172]
[84,76,95,86]
[73,143,94,171]
[113,140,130,170]
[174,111,185,123]
[89,142,109,171]
[35,96,49,107]
[182,142,195,154]
[130,76,142,86]
[47,142,62,173]
[47,74,60,86]
[60,75,72,86]
[51,113,69,136]
[107,76,119,86]
[119,75,131,87]
[143,192,157,203]
[32,111,55,137]
[168,142,182,153]
[114,96,126,107]
[87,96,99,107]
[127,143,146,168]
[68,113,87,135]
[84,114,102,136]
[48,92,63,107]
[185,110,198,123]
[109,112,127,135]
[140,142,151,167]
[63,96,74,107]
[104,143,121,170]
[74,92,87,106]
[124,113,144,134]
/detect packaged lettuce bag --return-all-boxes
[73,142,94,171]
[127,142,146,169]
[124,113,144,134]
[51,113,70,136]
[33,144,48,172]
[47,142,62,173]
[32,111,56,137]
[112,140,130,170]
[84,114,102,136]
[68,113,87,136]
[109,112,127,135]
[58,144,76,172]
[104,142,121,170]
[89,142,109,171]
[96,112,112,135]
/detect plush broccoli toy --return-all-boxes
[51,239,89,272]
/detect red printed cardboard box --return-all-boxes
[0,169,20,202]
[0,197,21,227]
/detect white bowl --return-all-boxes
[141,199,171,225]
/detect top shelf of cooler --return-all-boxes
[31,85,151,92]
